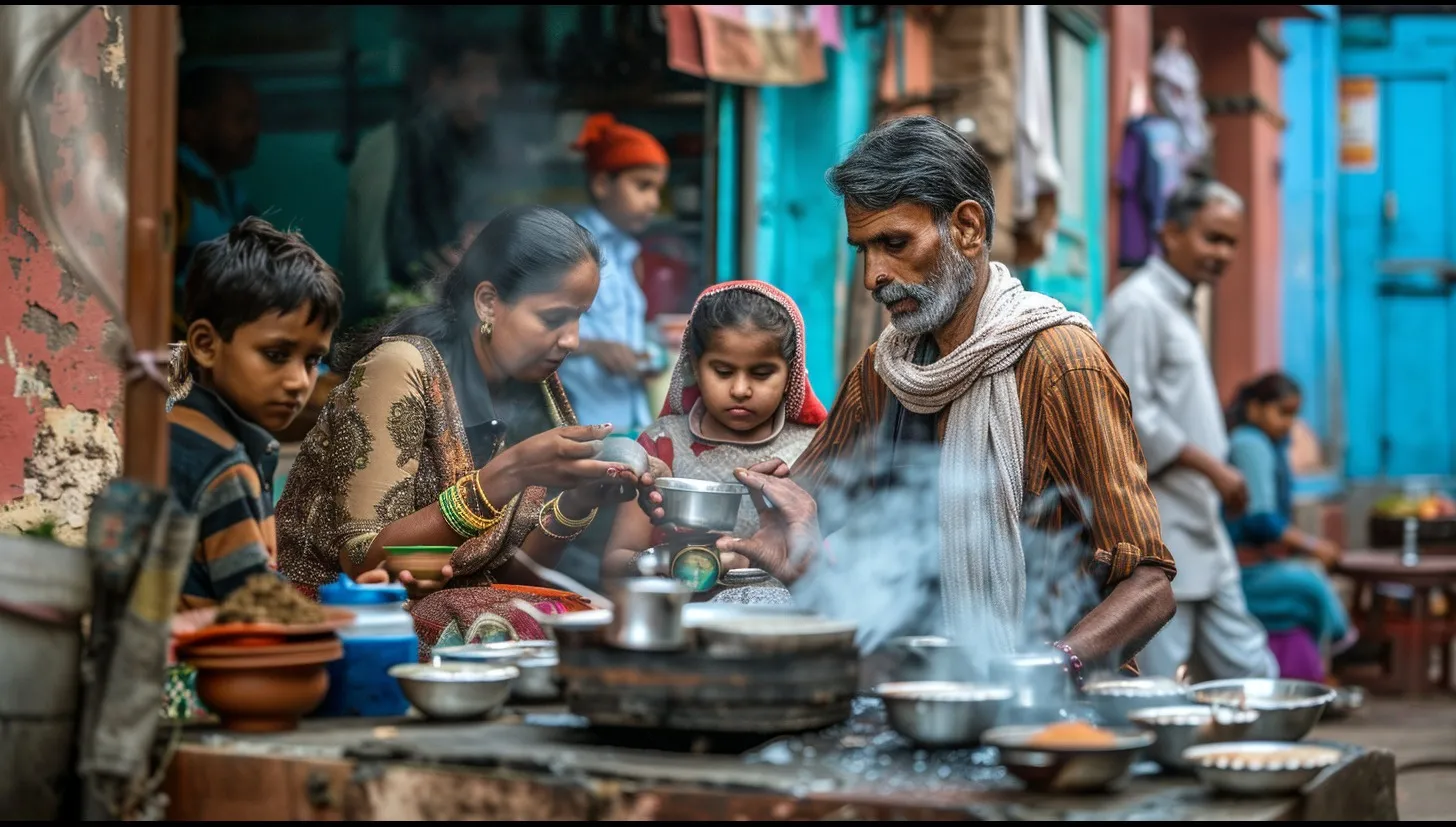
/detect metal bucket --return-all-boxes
[0,534,92,819]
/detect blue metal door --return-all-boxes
[1339,29,1456,479]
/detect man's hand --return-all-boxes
[1210,461,1249,515]
[715,466,820,584]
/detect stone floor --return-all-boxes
[1314,695,1456,820]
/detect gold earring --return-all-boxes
[480,319,493,341]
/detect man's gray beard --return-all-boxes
[876,237,978,337]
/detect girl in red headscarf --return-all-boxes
[600,280,828,603]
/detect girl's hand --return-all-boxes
[635,456,672,524]
[498,424,619,490]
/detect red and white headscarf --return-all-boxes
[662,280,829,427]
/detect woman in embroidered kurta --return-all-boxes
[1223,372,1353,681]
[276,206,647,657]
[601,281,828,602]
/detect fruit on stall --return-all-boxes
[1372,492,1456,520]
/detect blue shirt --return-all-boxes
[1224,424,1293,548]
[557,208,651,433]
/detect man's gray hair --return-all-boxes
[826,115,998,247]
[1164,179,1245,230]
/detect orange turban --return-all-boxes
[572,113,670,175]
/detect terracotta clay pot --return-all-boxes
[188,638,343,733]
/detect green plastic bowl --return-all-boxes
[384,545,457,556]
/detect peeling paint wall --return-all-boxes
[0,206,123,546]
[0,7,128,546]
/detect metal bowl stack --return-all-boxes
[433,641,562,702]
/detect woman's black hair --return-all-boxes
[1226,371,1302,431]
[686,286,795,362]
[333,205,602,375]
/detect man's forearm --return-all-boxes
[1175,444,1222,482]
[1059,565,1176,670]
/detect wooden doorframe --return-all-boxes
[121,5,179,487]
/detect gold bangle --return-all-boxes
[470,469,505,520]
[453,475,508,533]
[551,494,598,529]
[537,510,585,542]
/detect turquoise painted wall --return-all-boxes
[1338,15,1456,479]
[1280,12,1341,455]
[747,8,883,403]
[1021,15,1107,322]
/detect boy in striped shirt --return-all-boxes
[169,217,343,609]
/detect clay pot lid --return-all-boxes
[173,607,355,649]
[179,635,342,661]
[186,638,344,670]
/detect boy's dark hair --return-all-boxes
[182,216,344,340]
[686,287,795,362]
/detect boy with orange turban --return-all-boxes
[559,113,671,433]
[554,113,671,590]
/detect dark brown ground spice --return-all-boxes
[215,574,326,625]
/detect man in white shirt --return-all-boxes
[1100,179,1277,681]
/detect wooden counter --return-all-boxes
[161,702,1399,821]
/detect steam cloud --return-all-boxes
[788,437,1102,680]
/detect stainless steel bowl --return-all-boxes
[1127,704,1261,771]
[654,477,748,533]
[1082,676,1188,725]
[388,663,519,721]
[983,724,1156,793]
[1186,679,1336,742]
[1182,741,1344,796]
[511,655,561,702]
[877,681,1015,748]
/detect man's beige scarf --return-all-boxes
[874,262,1093,655]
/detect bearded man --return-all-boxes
[717,116,1177,677]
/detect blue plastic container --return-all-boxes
[313,577,418,718]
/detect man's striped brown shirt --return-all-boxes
[792,324,1177,596]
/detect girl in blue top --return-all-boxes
[1224,373,1355,681]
